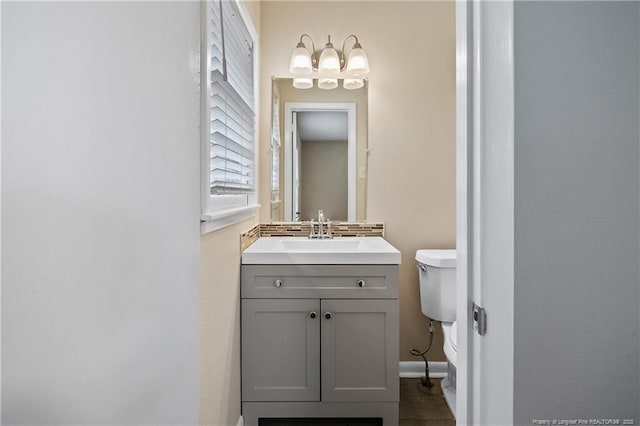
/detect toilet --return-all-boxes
[415,249,457,418]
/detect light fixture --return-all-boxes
[343,78,364,90]
[318,36,341,76]
[346,43,370,77]
[318,78,338,90]
[289,34,369,89]
[289,35,315,76]
[293,78,314,89]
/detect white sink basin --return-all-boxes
[242,237,401,265]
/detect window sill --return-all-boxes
[201,204,260,234]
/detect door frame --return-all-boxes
[456,0,515,424]
[283,102,357,222]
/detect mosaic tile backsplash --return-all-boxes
[240,222,385,251]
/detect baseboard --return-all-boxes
[399,361,448,379]
[237,415,244,426]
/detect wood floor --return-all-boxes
[399,378,455,426]
[258,378,455,426]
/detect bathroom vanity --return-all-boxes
[241,237,401,425]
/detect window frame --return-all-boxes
[201,0,260,234]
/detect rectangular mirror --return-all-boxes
[270,78,368,222]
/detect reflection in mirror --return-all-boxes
[297,111,348,221]
[270,78,368,222]
[286,106,353,222]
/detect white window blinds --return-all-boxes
[209,0,255,194]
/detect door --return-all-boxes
[320,299,399,402]
[241,299,320,401]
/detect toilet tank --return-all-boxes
[416,249,456,322]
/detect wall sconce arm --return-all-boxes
[298,34,318,68]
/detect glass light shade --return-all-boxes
[318,47,341,76]
[318,78,338,90]
[289,46,313,76]
[343,78,364,90]
[346,47,370,77]
[292,78,313,89]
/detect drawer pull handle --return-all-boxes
[357,280,366,288]
[324,312,332,320]
[273,279,283,288]
[309,311,317,319]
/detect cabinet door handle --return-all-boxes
[357,279,366,288]
[324,312,332,320]
[273,279,283,288]
[309,311,317,319]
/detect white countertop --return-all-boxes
[242,236,402,265]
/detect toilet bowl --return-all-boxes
[440,321,457,416]
[442,320,457,367]
[415,249,457,418]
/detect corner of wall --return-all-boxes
[199,217,257,425]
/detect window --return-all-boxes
[201,0,259,233]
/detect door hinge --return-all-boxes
[472,302,487,336]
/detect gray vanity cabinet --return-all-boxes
[241,298,320,402]
[320,299,398,402]
[241,264,399,424]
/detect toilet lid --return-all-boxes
[415,249,456,268]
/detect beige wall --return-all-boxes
[259,1,456,362]
[199,2,260,425]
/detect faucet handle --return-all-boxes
[308,219,317,239]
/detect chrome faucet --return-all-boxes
[309,210,333,239]
[317,210,325,237]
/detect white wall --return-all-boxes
[514,1,639,423]
[2,2,200,424]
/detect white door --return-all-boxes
[456,1,515,424]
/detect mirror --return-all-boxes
[270,78,368,222]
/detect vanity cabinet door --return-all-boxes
[320,299,399,402]
[241,299,320,402]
